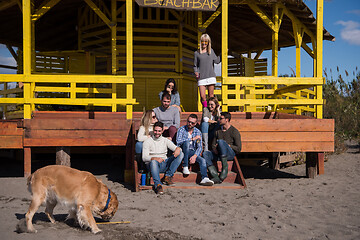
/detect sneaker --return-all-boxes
[200,177,214,186]
[182,166,190,175]
[161,175,175,185]
[155,184,164,194]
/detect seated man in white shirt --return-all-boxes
[142,121,184,194]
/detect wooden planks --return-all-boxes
[230,119,334,153]
[24,138,127,147]
[23,118,131,147]
[23,119,132,130]
[0,121,23,149]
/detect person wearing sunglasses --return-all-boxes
[176,114,214,186]
[159,78,181,112]
[203,112,241,183]
[135,110,158,171]
[194,33,221,108]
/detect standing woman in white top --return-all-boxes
[194,34,221,108]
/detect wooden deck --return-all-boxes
[0,111,334,190]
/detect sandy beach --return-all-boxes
[0,142,359,240]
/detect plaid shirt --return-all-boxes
[176,125,202,157]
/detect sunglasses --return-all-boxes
[187,120,196,125]
[152,116,156,119]
[201,41,208,44]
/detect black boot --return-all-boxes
[219,155,228,181]
[207,165,222,184]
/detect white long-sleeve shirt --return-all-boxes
[142,135,179,164]
[137,125,154,142]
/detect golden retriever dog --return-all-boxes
[25,165,118,234]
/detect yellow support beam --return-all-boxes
[197,11,202,111]
[23,0,31,119]
[32,0,61,21]
[111,0,117,112]
[247,1,276,32]
[202,6,222,29]
[272,4,279,77]
[292,22,304,115]
[84,0,112,28]
[315,0,324,119]
[222,0,228,112]
[293,23,304,77]
[279,3,315,40]
[126,0,133,119]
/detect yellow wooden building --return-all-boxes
[0,0,334,119]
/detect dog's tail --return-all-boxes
[26,174,33,194]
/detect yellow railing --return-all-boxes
[196,76,323,118]
[0,73,137,119]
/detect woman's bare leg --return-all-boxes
[199,85,207,102]
[208,84,215,98]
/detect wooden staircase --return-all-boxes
[135,157,247,191]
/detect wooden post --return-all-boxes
[269,152,280,170]
[317,152,325,175]
[56,146,71,166]
[24,147,31,177]
[306,152,317,178]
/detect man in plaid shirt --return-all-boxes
[176,114,214,186]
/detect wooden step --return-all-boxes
[136,171,239,187]
[182,160,235,173]
[139,182,245,190]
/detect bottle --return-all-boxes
[146,172,151,186]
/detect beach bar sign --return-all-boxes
[135,0,219,11]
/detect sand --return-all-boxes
[0,142,359,240]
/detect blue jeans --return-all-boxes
[148,151,184,186]
[179,140,208,179]
[135,141,143,154]
[201,122,218,141]
[203,139,235,165]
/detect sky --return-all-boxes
[262,0,360,81]
[0,0,359,82]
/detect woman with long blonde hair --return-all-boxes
[201,97,221,151]
[194,34,221,108]
[136,110,158,154]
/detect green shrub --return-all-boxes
[323,68,360,152]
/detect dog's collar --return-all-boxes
[102,189,111,212]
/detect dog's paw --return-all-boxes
[27,227,38,233]
[91,228,102,234]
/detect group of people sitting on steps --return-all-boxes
[136,33,241,194]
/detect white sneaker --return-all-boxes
[183,166,190,175]
[200,177,214,186]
